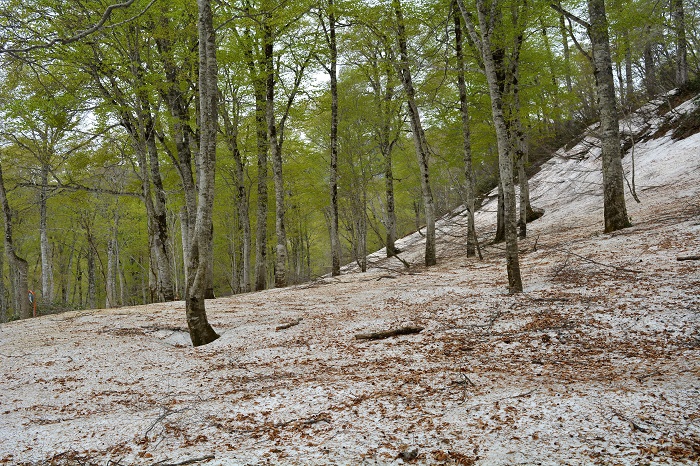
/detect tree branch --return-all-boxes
[1,0,144,54]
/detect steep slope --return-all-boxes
[0,93,699,465]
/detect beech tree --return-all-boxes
[393,0,437,267]
[457,0,523,292]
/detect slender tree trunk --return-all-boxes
[105,237,117,308]
[265,26,288,289]
[457,0,522,293]
[495,183,505,243]
[329,0,341,275]
[394,0,436,267]
[588,0,631,232]
[644,26,657,98]
[221,104,251,293]
[0,163,32,319]
[0,242,6,322]
[558,1,573,92]
[87,241,96,310]
[671,0,688,86]
[39,164,54,304]
[624,31,634,105]
[145,126,175,302]
[186,0,220,347]
[254,93,269,291]
[454,8,477,257]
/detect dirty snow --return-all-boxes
[0,94,699,465]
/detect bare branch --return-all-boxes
[0,0,147,55]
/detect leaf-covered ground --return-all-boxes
[1,94,699,465]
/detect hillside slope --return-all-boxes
[1,93,699,465]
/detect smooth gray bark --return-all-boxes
[454,8,477,257]
[39,164,54,304]
[0,163,32,319]
[221,100,251,293]
[457,0,522,293]
[671,0,688,86]
[588,0,631,232]
[264,25,288,289]
[186,0,220,347]
[394,0,436,267]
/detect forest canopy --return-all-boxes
[0,0,697,325]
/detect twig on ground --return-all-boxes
[144,406,191,438]
[355,325,424,341]
[275,318,302,331]
[677,255,700,261]
[636,370,662,383]
[563,249,643,273]
[152,456,215,466]
[613,410,652,433]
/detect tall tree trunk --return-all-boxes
[457,0,523,293]
[221,102,251,293]
[494,182,505,243]
[0,242,6,322]
[329,0,341,275]
[588,0,631,232]
[454,7,477,257]
[186,0,220,347]
[254,93,269,291]
[624,31,634,105]
[671,0,688,86]
[39,163,54,304]
[105,237,118,308]
[643,25,657,98]
[558,1,573,92]
[0,163,32,319]
[145,126,175,302]
[265,25,288,289]
[394,0,436,267]
[87,240,96,310]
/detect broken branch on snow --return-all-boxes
[355,325,424,341]
[275,318,302,331]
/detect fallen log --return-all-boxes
[355,325,424,341]
[677,255,700,261]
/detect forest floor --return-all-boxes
[1,93,699,465]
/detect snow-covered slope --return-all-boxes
[1,94,699,465]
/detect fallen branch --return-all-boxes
[677,255,700,261]
[152,456,215,466]
[275,318,302,331]
[355,325,424,341]
[564,249,643,273]
[614,410,652,433]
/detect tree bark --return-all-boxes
[264,24,288,289]
[454,7,477,258]
[457,0,522,293]
[328,0,342,275]
[643,25,656,98]
[221,100,251,293]
[186,0,220,347]
[0,163,32,319]
[671,0,688,86]
[254,93,269,291]
[39,163,54,304]
[105,237,118,308]
[394,0,436,267]
[0,241,6,322]
[558,1,573,93]
[588,0,631,232]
